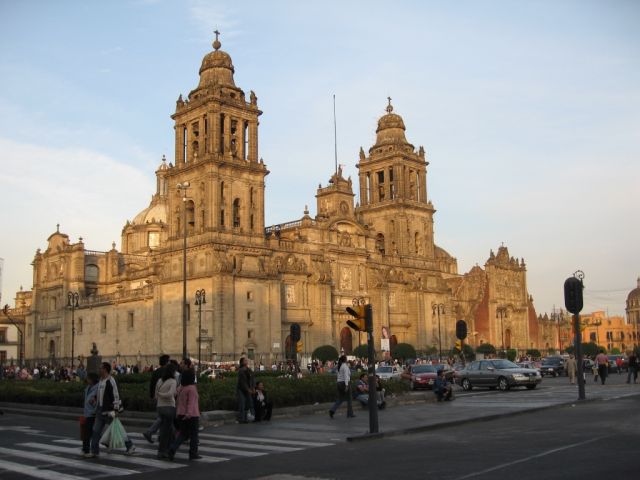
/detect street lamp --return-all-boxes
[496,307,508,355]
[432,303,445,361]
[2,305,24,366]
[551,309,565,352]
[67,292,79,368]
[195,289,206,371]
[177,181,191,359]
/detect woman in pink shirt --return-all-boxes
[595,351,609,385]
[168,369,201,460]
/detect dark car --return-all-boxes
[455,359,542,391]
[540,356,565,377]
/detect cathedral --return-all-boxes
[21,35,542,365]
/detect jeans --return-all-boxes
[82,416,95,453]
[157,406,176,456]
[170,417,199,458]
[627,366,638,383]
[330,383,354,416]
[237,389,254,422]
[146,415,162,435]
[91,408,133,454]
[597,364,608,385]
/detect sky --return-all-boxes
[0,0,638,316]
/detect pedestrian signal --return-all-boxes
[290,323,301,342]
[564,277,583,315]
[455,320,467,340]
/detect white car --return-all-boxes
[375,365,403,380]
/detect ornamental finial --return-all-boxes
[213,30,221,50]
[386,96,393,113]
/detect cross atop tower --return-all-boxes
[386,96,393,113]
[213,29,221,50]
[56,223,60,233]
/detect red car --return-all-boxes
[402,364,452,390]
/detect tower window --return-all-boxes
[128,312,134,330]
[186,200,195,233]
[376,233,385,255]
[233,198,241,228]
[78,317,83,333]
[377,171,385,200]
[101,315,107,333]
[182,126,187,163]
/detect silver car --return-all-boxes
[375,365,403,380]
[456,359,542,391]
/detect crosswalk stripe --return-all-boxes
[54,439,228,463]
[0,446,139,476]
[18,442,185,469]
[0,458,88,480]
[198,432,334,447]
[197,439,301,452]
[127,432,278,455]
[195,444,267,457]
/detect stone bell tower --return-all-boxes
[356,98,435,259]
[166,31,268,240]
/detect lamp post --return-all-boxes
[195,289,206,371]
[551,309,565,352]
[432,303,445,361]
[2,305,24,366]
[67,292,79,368]
[496,306,508,355]
[177,181,191,359]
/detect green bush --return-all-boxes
[476,343,496,355]
[312,345,339,363]
[391,343,416,362]
[610,347,621,355]
[352,344,368,359]
[565,342,602,357]
[506,349,517,361]
[526,349,541,358]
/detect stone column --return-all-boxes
[239,120,247,161]
[175,125,184,165]
[248,120,258,162]
[359,172,367,206]
[223,114,231,157]
[212,112,220,154]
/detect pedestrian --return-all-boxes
[329,355,355,419]
[155,362,177,460]
[615,356,623,375]
[433,369,453,402]
[595,350,609,385]
[626,351,638,384]
[354,373,369,407]
[566,354,577,385]
[81,372,99,457]
[236,357,255,423]
[592,360,599,382]
[168,368,201,460]
[143,354,170,443]
[252,381,273,422]
[90,362,136,457]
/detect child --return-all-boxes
[82,373,99,457]
[168,369,201,460]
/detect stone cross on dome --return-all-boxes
[386,96,393,113]
[213,29,221,50]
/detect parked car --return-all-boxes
[516,361,540,372]
[540,356,565,377]
[401,364,453,390]
[608,355,628,373]
[455,359,542,391]
[375,365,403,380]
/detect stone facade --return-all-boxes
[22,36,543,365]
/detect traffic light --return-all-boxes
[290,323,301,343]
[455,339,463,351]
[296,341,303,353]
[564,277,583,315]
[455,320,468,340]
[346,305,366,331]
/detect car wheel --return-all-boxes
[498,377,510,391]
[461,378,472,391]
[526,384,537,390]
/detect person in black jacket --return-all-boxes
[236,357,255,423]
[252,381,273,422]
[143,354,170,443]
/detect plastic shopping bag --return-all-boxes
[109,417,127,450]
[100,422,113,447]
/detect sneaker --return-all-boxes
[167,449,175,461]
[143,432,153,443]
[189,455,203,460]
[82,453,93,458]
[125,445,136,456]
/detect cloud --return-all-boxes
[186,0,242,42]
[0,138,154,303]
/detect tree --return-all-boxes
[565,342,602,358]
[610,347,621,355]
[352,344,368,359]
[476,343,497,355]
[312,345,339,363]
[447,344,475,361]
[506,349,517,361]
[391,343,417,362]
[526,349,541,358]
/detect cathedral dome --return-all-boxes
[627,277,640,304]
[132,202,167,225]
[374,98,408,146]
[197,33,236,88]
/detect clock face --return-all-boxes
[340,201,349,214]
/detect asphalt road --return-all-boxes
[0,371,638,480]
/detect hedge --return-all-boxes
[0,375,409,412]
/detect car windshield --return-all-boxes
[412,365,437,373]
[376,367,392,373]
[490,360,519,369]
[542,358,561,364]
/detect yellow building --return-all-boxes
[22,36,542,365]
[581,310,638,353]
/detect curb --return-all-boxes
[345,391,640,442]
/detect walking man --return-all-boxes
[143,354,169,443]
[329,355,355,419]
[627,351,638,384]
[566,354,577,385]
[595,350,609,385]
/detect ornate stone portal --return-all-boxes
[22,35,542,364]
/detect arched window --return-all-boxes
[186,200,195,233]
[414,232,420,254]
[49,339,56,358]
[376,233,385,255]
[85,264,99,283]
[233,198,241,228]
